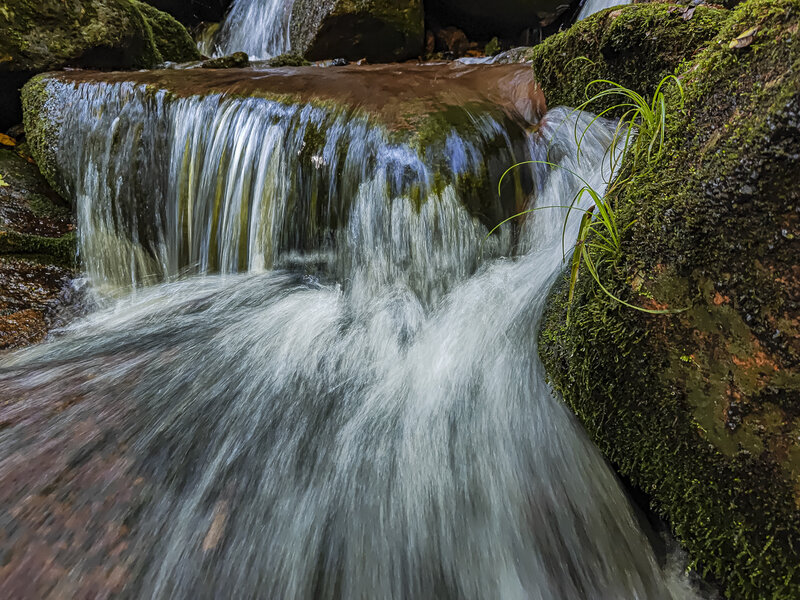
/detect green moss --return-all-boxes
[529,3,727,115]
[268,53,312,67]
[201,52,250,69]
[0,0,163,72]
[539,1,800,597]
[132,1,201,62]
[20,75,63,195]
[0,230,76,266]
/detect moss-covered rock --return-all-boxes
[0,0,161,73]
[529,3,728,114]
[289,0,424,62]
[133,1,201,62]
[200,51,249,68]
[538,1,800,597]
[0,0,199,129]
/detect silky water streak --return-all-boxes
[0,88,700,599]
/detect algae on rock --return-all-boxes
[537,1,800,598]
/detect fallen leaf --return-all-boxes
[729,26,759,49]
[0,133,16,147]
[683,6,696,20]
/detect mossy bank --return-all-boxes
[536,1,800,597]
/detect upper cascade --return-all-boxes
[212,0,294,59]
[25,64,543,301]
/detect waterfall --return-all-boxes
[577,0,633,21]
[210,0,294,58]
[0,80,700,597]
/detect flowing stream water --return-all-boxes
[0,76,699,598]
[209,0,294,58]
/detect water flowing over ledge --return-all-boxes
[28,64,542,300]
[6,63,701,598]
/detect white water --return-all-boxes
[577,0,633,21]
[0,86,700,597]
[210,0,294,58]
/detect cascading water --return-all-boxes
[207,0,294,58]
[0,77,699,598]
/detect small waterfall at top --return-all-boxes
[0,73,700,598]
[206,0,294,58]
[577,0,633,21]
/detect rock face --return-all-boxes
[426,0,568,37]
[289,0,424,62]
[536,2,800,598]
[0,0,198,130]
[0,143,78,351]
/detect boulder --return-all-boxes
[289,0,424,62]
[133,1,202,62]
[426,0,569,37]
[537,2,800,598]
[0,0,198,130]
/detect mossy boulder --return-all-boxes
[538,1,800,598]
[0,0,198,129]
[528,2,728,114]
[133,1,202,62]
[0,0,161,73]
[289,0,424,62]
[426,0,567,37]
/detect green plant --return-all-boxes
[490,76,686,320]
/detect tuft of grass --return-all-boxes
[491,76,686,320]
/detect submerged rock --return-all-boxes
[289,0,425,62]
[0,146,77,351]
[537,1,800,598]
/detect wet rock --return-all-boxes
[267,53,312,67]
[289,0,424,62]
[201,51,250,68]
[538,1,800,597]
[0,146,78,352]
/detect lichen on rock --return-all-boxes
[537,1,800,598]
